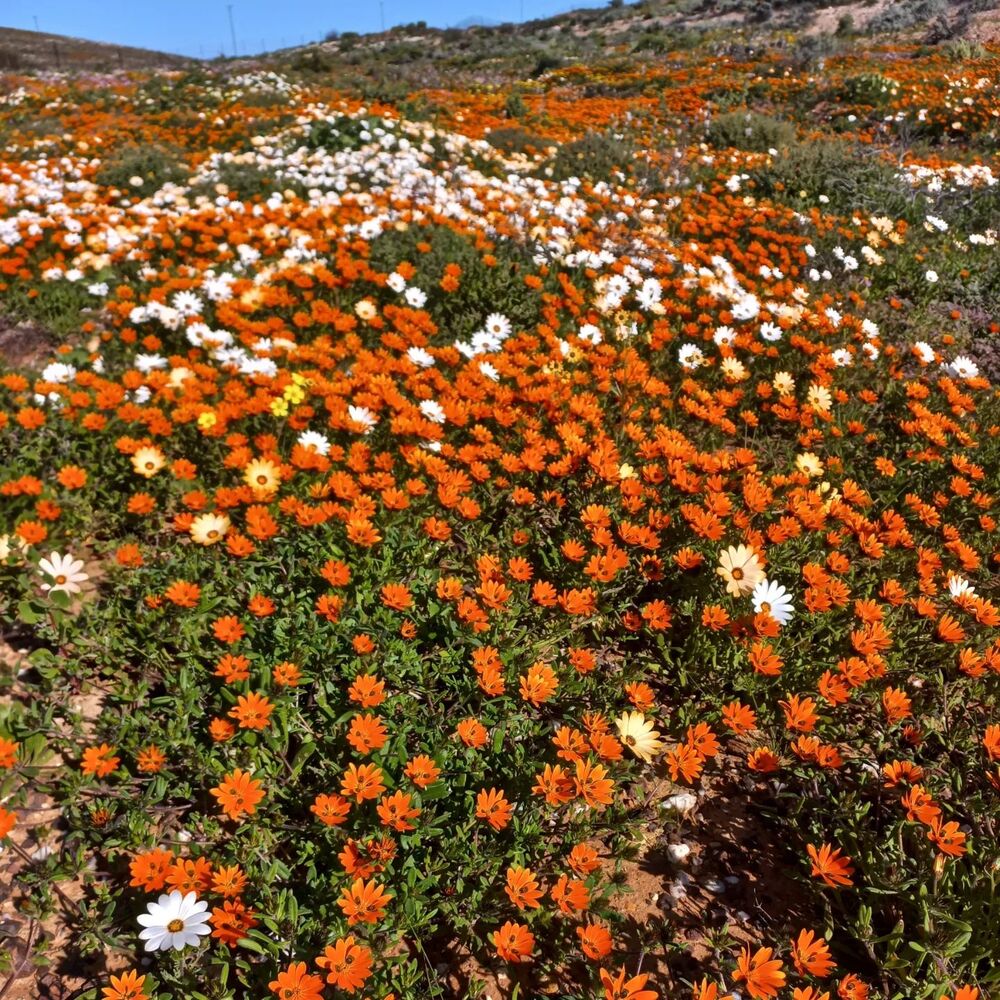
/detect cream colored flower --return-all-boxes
[772,371,794,395]
[168,366,192,388]
[806,383,832,413]
[717,544,765,597]
[615,711,665,763]
[354,298,377,321]
[131,446,165,478]
[795,452,824,478]
[190,513,230,546]
[721,357,748,382]
[243,458,280,498]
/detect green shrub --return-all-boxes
[836,72,898,107]
[366,224,544,342]
[530,51,563,77]
[940,38,986,62]
[705,111,796,152]
[538,131,628,184]
[484,126,548,156]
[93,144,189,192]
[190,161,308,202]
[504,89,528,120]
[748,138,913,217]
[867,0,948,33]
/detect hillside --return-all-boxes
[3,1,999,79]
[275,0,1000,96]
[0,26,191,72]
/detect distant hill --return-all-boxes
[0,25,192,72]
[453,16,503,27]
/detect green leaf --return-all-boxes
[18,600,42,625]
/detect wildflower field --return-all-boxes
[1,25,1000,1000]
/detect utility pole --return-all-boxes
[227,3,238,57]
[33,15,40,31]
[380,1,385,31]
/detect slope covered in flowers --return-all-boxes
[1,37,999,1000]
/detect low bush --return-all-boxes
[705,111,796,152]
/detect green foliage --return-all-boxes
[504,88,528,120]
[539,131,639,188]
[304,114,388,153]
[93,144,188,192]
[530,51,563,78]
[836,72,898,108]
[867,0,949,34]
[484,126,549,156]
[705,111,796,152]
[367,223,544,341]
[747,137,912,216]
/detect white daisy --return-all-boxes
[678,344,704,370]
[297,430,331,456]
[406,346,435,368]
[484,313,512,340]
[731,295,760,322]
[949,355,979,380]
[41,362,77,384]
[37,552,89,595]
[751,579,795,625]
[347,405,378,431]
[948,575,976,599]
[635,277,662,309]
[420,399,446,424]
[171,290,203,317]
[137,891,210,952]
[404,286,427,309]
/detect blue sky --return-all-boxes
[8,0,608,57]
